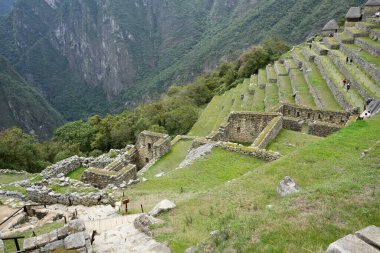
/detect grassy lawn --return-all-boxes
[289,69,316,108]
[0,173,33,184]
[251,75,266,112]
[330,49,380,98]
[4,222,64,252]
[266,65,277,81]
[274,61,287,76]
[318,55,364,109]
[148,115,380,252]
[122,148,267,216]
[265,83,279,112]
[143,140,193,178]
[267,129,322,155]
[0,184,27,195]
[295,47,342,111]
[278,75,295,104]
[258,69,267,85]
[66,167,86,180]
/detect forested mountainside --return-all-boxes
[0,56,64,139]
[0,0,364,133]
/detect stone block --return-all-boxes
[355,225,380,249]
[67,219,86,234]
[64,232,86,250]
[35,233,51,248]
[23,237,37,251]
[41,240,64,252]
[326,234,379,253]
[57,225,69,239]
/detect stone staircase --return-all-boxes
[86,215,171,253]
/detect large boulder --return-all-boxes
[149,200,176,217]
[276,176,300,196]
[64,232,86,250]
[134,214,164,236]
[326,234,378,253]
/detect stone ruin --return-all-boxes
[38,131,171,189]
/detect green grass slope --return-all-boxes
[126,115,380,252]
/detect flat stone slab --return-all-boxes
[326,234,379,253]
[355,225,380,249]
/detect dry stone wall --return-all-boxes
[328,51,371,100]
[355,38,380,57]
[41,156,84,179]
[81,164,137,189]
[221,112,280,143]
[279,104,351,126]
[308,121,342,137]
[26,185,115,206]
[22,219,92,253]
[253,117,283,149]
[340,43,380,84]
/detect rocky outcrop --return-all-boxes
[178,144,214,169]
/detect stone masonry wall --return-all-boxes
[223,112,280,143]
[340,43,380,84]
[81,165,137,189]
[279,104,351,126]
[22,219,92,253]
[26,185,115,206]
[308,121,342,137]
[191,139,281,161]
[328,51,371,100]
[136,131,171,169]
[282,117,302,131]
[41,156,83,179]
[313,55,353,110]
[355,38,380,57]
[253,117,283,149]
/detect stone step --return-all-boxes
[340,43,380,84]
[294,48,341,110]
[264,83,279,112]
[277,75,295,104]
[288,68,317,108]
[328,49,380,99]
[335,32,354,44]
[326,225,380,253]
[274,61,288,76]
[312,42,329,56]
[355,37,380,57]
[370,28,380,42]
[355,21,379,35]
[344,27,368,38]
[323,37,340,50]
[284,58,300,73]
[250,74,266,112]
[302,47,317,62]
[266,65,277,83]
[258,69,267,89]
[314,54,365,110]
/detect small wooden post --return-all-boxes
[140,204,144,213]
[64,216,67,224]
[32,231,36,237]
[91,230,97,245]
[14,238,20,251]
[123,199,130,213]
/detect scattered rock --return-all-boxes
[134,214,163,236]
[64,231,86,249]
[155,172,165,178]
[276,176,300,196]
[149,200,176,217]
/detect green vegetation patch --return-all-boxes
[66,167,85,181]
[150,115,380,252]
[4,222,64,252]
[267,129,322,155]
[0,173,33,184]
